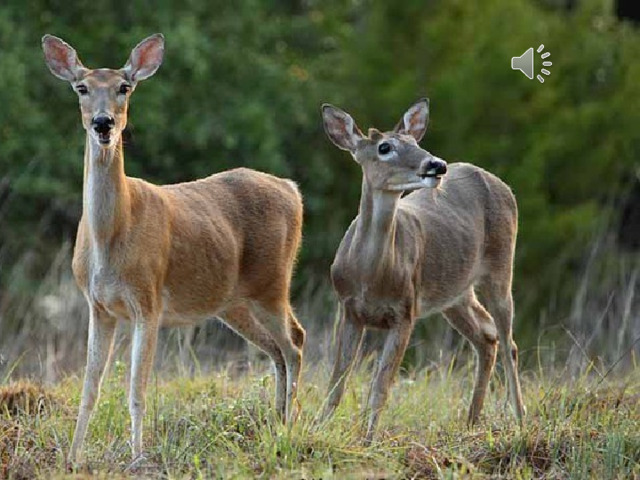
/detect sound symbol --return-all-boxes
[511,44,552,83]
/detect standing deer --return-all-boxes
[321,99,525,442]
[42,34,305,462]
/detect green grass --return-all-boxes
[1,359,639,479]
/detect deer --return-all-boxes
[42,33,305,463]
[321,99,525,443]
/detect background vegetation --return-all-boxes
[0,0,639,478]
[0,0,638,382]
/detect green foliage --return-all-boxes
[0,0,638,339]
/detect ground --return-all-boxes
[1,359,638,479]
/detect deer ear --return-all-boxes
[322,104,364,153]
[42,35,86,82]
[122,34,165,82]
[394,98,430,142]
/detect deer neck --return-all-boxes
[351,178,401,281]
[83,135,131,249]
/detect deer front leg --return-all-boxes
[364,321,413,444]
[69,305,116,464]
[129,317,160,459]
[323,307,364,419]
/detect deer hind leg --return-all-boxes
[364,321,413,444]
[286,308,305,421]
[251,301,304,424]
[69,305,116,464]
[324,306,364,419]
[223,304,288,419]
[289,309,306,350]
[479,281,525,423]
[178,326,197,377]
[443,289,498,426]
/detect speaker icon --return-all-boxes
[511,45,552,83]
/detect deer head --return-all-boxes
[322,99,447,191]
[42,34,165,149]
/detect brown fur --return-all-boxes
[42,34,305,462]
[322,100,525,443]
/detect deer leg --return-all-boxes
[285,309,305,423]
[178,326,197,377]
[468,301,499,425]
[364,321,413,444]
[443,291,498,426]
[252,302,303,423]
[69,305,116,464]
[129,317,160,458]
[289,309,306,350]
[481,286,525,423]
[224,304,288,420]
[323,308,364,419]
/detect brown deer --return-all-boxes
[42,34,305,462]
[321,99,525,442]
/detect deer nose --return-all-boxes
[418,157,447,178]
[92,115,115,134]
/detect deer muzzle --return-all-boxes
[418,157,447,179]
[92,114,115,144]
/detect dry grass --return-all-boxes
[0,360,638,479]
[0,381,60,417]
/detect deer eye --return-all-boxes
[378,142,392,155]
[76,84,88,95]
[118,84,131,95]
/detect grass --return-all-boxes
[0,358,639,479]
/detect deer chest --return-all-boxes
[344,295,411,329]
[72,249,139,319]
[332,260,416,329]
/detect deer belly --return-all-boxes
[159,288,224,327]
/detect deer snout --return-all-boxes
[92,115,115,135]
[418,157,447,179]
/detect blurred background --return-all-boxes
[0,0,638,382]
